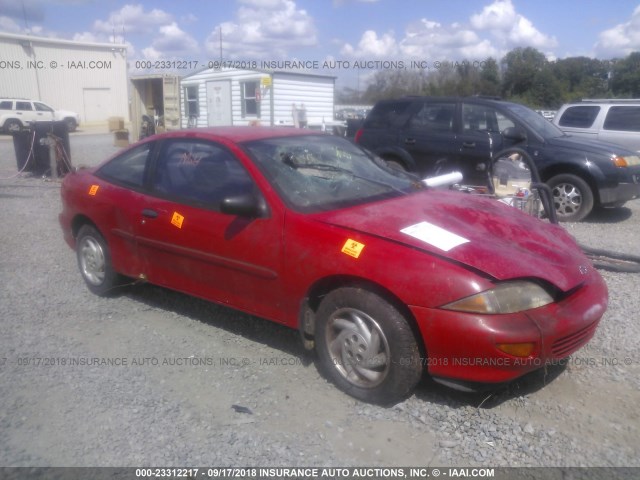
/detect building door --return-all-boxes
[83,88,111,123]
[206,81,232,126]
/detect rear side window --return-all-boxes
[0,101,12,110]
[97,142,152,188]
[409,103,455,132]
[363,100,413,129]
[558,106,600,128]
[603,106,640,132]
[15,101,33,111]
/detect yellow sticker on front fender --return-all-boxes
[341,239,365,258]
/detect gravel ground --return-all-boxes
[0,131,639,470]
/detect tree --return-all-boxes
[501,47,548,97]
[610,52,640,97]
[551,56,610,101]
[478,58,501,96]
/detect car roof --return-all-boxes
[153,126,323,143]
[372,95,511,107]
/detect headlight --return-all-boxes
[612,155,640,167]
[441,281,553,314]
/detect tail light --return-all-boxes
[354,129,364,143]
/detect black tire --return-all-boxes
[315,287,423,405]
[65,118,77,132]
[383,158,407,172]
[76,225,122,296]
[548,173,594,222]
[4,119,22,134]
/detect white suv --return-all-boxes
[0,98,80,133]
[553,99,640,152]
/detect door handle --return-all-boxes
[404,138,416,145]
[462,142,476,148]
[142,209,158,219]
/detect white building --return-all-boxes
[180,68,336,128]
[0,32,129,126]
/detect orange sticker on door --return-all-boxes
[171,212,185,229]
[88,184,99,196]
[341,239,365,258]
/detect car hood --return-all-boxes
[312,190,590,292]
[547,135,637,156]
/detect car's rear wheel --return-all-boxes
[383,158,407,172]
[76,225,121,296]
[548,174,594,222]
[4,119,22,134]
[315,287,423,405]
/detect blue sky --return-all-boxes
[2,0,640,89]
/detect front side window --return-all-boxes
[241,81,260,118]
[34,102,54,112]
[152,140,255,210]
[558,106,600,128]
[97,142,152,188]
[603,106,640,132]
[408,103,455,133]
[462,104,516,133]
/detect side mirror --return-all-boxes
[220,193,267,218]
[502,126,527,143]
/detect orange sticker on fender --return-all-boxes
[88,185,99,196]
[171,212,185,229]
[341,239,365,258]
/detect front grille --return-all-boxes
[551,321,597,358]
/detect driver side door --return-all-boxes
[135,137,286,321]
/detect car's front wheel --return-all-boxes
[548,173,594,222]
[65,118,77,132]
[76,224,121,296]
[315,287,423,405]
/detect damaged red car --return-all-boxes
[59,127,608,404]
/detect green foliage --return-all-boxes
[338,49,640,109]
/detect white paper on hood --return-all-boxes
[400,221,470,252]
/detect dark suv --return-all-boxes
[355,96,640,221]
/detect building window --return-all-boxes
[241,81,260,118]
[184,86,199,119]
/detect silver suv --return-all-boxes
[553,99,640,152]
[0,98,80,133]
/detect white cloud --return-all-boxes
[93,4,173,35]
[206,0,317,59]
[72,31,136,56]
[340,0,556,64]
[144,22,198,57]
[0,16,22,33]
[341,30,398,57]
[470,0,557,50]
[595,5,640,57]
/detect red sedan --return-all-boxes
[59,127,608,404]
